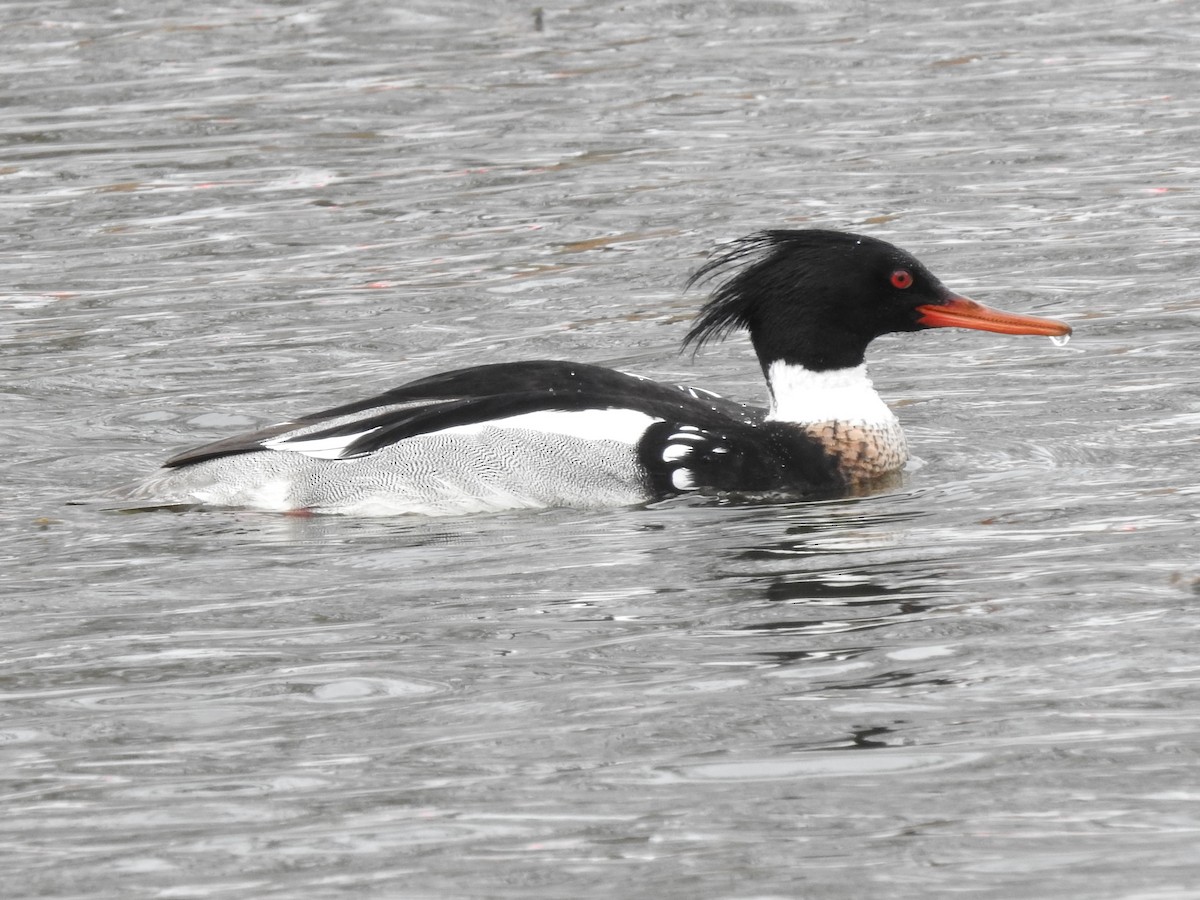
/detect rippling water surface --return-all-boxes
[3,1,1199,897]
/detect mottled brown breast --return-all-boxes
[802,419,909,483]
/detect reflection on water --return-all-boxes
[4,0,1200,897]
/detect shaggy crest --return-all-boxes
[682,230,878,351]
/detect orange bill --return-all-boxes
[916,293,1071,337]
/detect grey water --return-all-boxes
[3,1,1199,897]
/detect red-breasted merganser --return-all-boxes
[130,230,1071,515]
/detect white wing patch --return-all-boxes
[675,384,723,401]
[662,444,691,462]
[657,427,730,493]
[260,408,659,461]
[440,408,659,444]
[264,428,381,459]
[671,469,696,491]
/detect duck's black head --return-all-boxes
[683,230,1070,373]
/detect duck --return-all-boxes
[129,229,1071,516]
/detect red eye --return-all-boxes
[890,269,914,289]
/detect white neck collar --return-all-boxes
[764,361,897,426]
